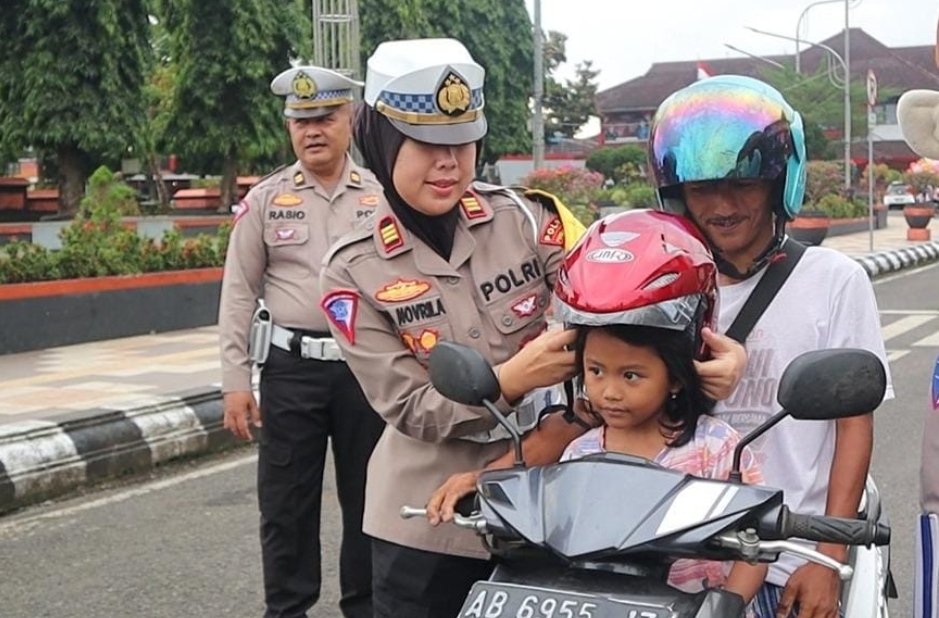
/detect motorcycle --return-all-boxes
[401,342,893,618]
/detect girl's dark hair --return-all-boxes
[573,324,715,448]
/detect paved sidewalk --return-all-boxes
[1,213,938,514]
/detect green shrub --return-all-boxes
[808,193,867,219]
[0,170,231,284]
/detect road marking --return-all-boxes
[886,350,910,363]
[880,315,937,341]
[880,310,939,316]
[0,452,257,537]
[914,331,939,347]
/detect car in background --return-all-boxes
[883,182,916,209]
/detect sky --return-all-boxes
[524,0,937,92]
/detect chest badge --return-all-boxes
[359,194,380,206]
[375,279,431,303]
[511,293,539,318]
[275,228,297,241]
[273,193,303,207]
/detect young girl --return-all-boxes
[553,209,765,615]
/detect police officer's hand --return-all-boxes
[694,327,747,401]
[498,327,577,403]
[223,390,261,441]
[425,470,481,526]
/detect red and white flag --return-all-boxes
[696,61,713,81]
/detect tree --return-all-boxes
[758,63,892,161]
[585,144,647,185]
[161,0,307,210]
[0,0,153,214]
[544,60,599,140]
[360,0,533,164]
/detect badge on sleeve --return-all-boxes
[233,199,250,223]
[320,289,359,345]
[540,216,564,247]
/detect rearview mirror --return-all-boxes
[777,349,887,420]
[428,341,502,406]
[730,348,886,482]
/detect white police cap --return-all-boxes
[364,38,487,145]
[270,66,363,119]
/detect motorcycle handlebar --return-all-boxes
[777,507,890,547]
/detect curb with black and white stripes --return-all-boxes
[854,241,939,278]
[0,388,238,515]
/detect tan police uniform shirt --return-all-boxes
[219,156,383,392]
[319,185,570,558]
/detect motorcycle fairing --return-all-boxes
[477,454,781,561]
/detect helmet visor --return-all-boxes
[650,79,794,188]
[553,293,705,331]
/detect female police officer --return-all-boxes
[318,38,746,618]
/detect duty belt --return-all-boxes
[271,324,345,362]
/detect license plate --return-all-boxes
[458,581,669,618]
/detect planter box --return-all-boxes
[0,268,222,355]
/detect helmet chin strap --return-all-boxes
[713,213,789,281]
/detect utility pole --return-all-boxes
[311,0,361,80]
[532,0,545,170]
[843,0,852,191]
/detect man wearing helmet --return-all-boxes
[647,75,894,618]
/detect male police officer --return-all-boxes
[898,86,939,618]
[218,65,385,618]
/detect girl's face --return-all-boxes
[392,138,477,215]
[582,328,676,435]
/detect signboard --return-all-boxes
[867,69,878,107]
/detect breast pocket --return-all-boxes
[263,224,311,276]
[489,286,551,349]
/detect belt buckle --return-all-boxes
[299,336,325,360]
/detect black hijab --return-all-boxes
[354,105,461,260]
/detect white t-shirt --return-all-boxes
[714,245,894,586]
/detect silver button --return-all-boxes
[469,328,481,339]
[501,316,513,327]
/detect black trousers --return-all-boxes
[372,538,495,618]
[258,345,384,618]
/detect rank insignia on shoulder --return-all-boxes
[272,193,303,207]
[320,289,359,345]
[375,278,431,303]
[350,170,362,185]
[233,199,250,223]
[293,172,305,186]
[460,193,486,219]
[378,216,404,252]
[540,216,565,247]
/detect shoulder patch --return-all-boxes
[460,193,486,219]
[378,216,404,252]
[320,289,359,345]
[233,199,250,223]
[539,216,565,247]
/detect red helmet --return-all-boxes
[553,210,718,350]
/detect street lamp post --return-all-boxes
[795,0,847,74]
[748,26,852,191]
